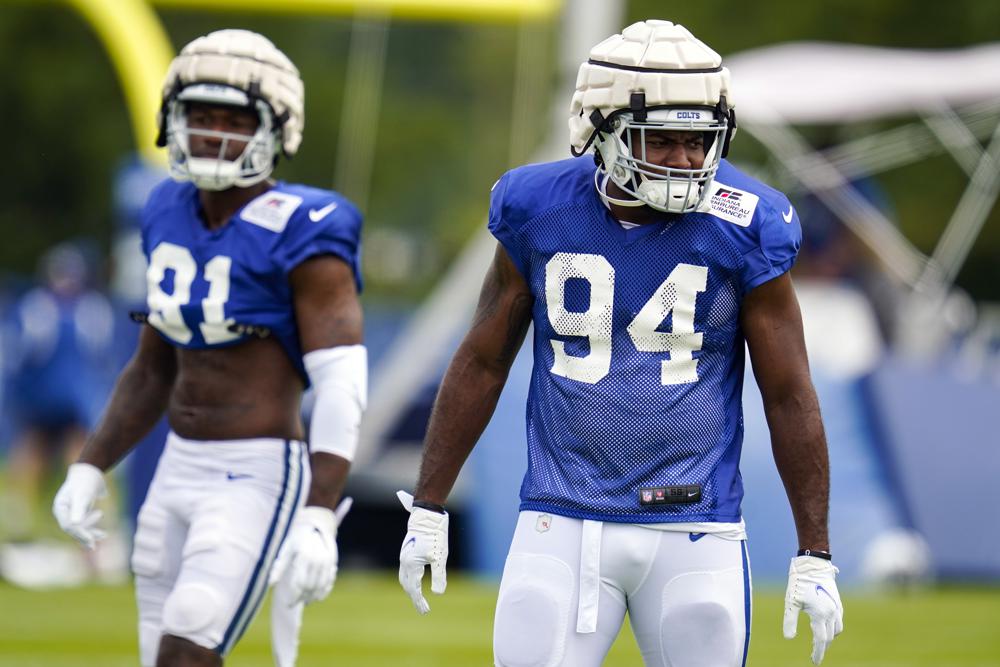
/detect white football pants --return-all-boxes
[132,432,309,665]
[494,511,751,667]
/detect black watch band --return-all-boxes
[412,499,447,514]
[797,548,833,560]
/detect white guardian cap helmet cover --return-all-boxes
[156,29,305,191]
[568,20,736,214]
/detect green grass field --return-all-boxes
[1,574,998,666]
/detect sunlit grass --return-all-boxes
[1,574,998,666]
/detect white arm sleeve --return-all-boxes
[303,344,368,461]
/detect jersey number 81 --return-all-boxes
[146,242,240,345]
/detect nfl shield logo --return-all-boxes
[535,514,552,533]
[641,490,653,503]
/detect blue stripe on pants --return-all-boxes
[740,539,752,667]
[217,440,304,654]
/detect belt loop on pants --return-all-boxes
[576,519,603,634]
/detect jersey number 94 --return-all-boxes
[545,252,707,386]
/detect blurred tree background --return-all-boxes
[0,3,553,303]
[0,1,997,301]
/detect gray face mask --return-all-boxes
[594,109,729,214]
[166,85,278,191]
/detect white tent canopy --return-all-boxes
[728,42,1000,124]
[725,41,1000,327]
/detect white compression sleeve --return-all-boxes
[303,345,368,461]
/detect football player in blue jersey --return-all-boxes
[399,20,843,667]
[51,30,366,667]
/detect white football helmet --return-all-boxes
[156,29,304,191]
[569,20,736,214]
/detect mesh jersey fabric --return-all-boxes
[141,179,363,383]
[488,156,800,523]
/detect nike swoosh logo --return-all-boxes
[782,205,794,223]
[815,584,836,603]
[402,536,416,551]
[225,472,253,481]
[308,201,338,222]
[689,532,708,542]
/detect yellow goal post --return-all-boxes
[50,0,560,166]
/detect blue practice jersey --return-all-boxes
[489,157,801,523]
[140,180,362,382]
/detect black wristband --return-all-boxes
[412,499,447,514]
[797,548,833,560]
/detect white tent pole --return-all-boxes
[801,101,1000,183]
[921,105,987,177]
[917,115,1000,292]
[743,119,930,287]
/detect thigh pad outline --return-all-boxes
[659,568,744,667]
[494,552,575,667]
[163,582,224,647]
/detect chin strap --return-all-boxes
[595,170,646,210]
[596,165,714,215]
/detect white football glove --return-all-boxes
[269,499,351,606]
[783,555,845,665]
[52,462,108,550]
[397,490,449,614]
[269,498,351,667]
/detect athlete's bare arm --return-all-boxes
[78,325,177,470]
[290,254,364,511]
[742,272,830,552]
[414,244,534,506]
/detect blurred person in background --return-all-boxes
[50,29,366,667]
[791,148,903,343]
[398,20,843,667]
[1,242,114,546]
